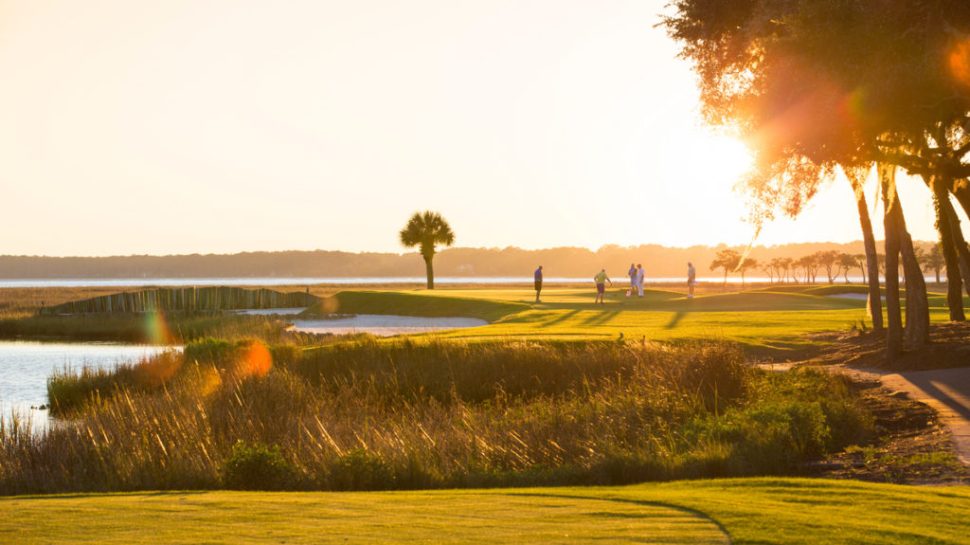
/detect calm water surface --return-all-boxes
[0,341,173,431]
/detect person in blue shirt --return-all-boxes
[534,266,543,303]
[627,263,637,296]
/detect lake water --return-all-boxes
[290,314,488,337]
[0,276,866,288]
[0,342,173,432]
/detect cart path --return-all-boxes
[850,366,970,465]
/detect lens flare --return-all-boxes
[842,87,867,123]
[236,340,272,378]
[144,310,175,345]
[134,351,182,387]
[198,366,223,396]
[948,39,970,88]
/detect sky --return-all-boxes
[0,0,964,257]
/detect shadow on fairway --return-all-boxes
[543,309,581,327]
[583,310,621,326]
[665,311,688,330]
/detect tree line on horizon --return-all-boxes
[664,1,970,362]
[710,245,947,285]
[0,240,930,280]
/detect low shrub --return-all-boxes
[222,440,297,490]
[329,449,394,491]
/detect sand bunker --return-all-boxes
[828,293,884,301]
[289,314,487,336]
[233,308,307,315]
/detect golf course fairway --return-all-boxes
[3,478,967,544]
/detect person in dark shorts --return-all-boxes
[687,262,696,299]
[534,265,543,303]
[593,268,612,304]
[627,263,637,296]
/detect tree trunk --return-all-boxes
[945,202,970,302]
[424,256,435,289]
[900,230,930,347]
[881,167,929,348]
[880,164,904,360]
[845,169,884,330]
[950,178,970,219]
[931,175,966,321]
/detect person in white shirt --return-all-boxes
[635,263,645,297]
[687,262,697,299]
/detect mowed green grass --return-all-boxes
[312,286,960,353]
[3,478,967,545]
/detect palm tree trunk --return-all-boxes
[424,256,435,289]
[931,174,966,321]
[845,169,883,330]
[880,164,904,360]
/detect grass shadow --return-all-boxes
[582,310,621,327]
[506,492,731,544]
[543,309,581,327]
[665,311,688,330]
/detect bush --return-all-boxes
[716,400,830,473]
[222,440,296,490]
[329,449,394,491]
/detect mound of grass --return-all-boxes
[301,290,526,321]
[801,285,870,296]
[652,291,866,311]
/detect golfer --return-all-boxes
[594,269,612,304]
[687,262,696,299]
[534,265,543,303]
[627,263,637,296]
[635,263,645,297]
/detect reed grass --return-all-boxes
[3,340,873,494]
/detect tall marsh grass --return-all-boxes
[2,340,872,494]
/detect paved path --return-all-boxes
[852,366,970,465]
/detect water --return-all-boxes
[290,315,487,337]
[0,276,872,288]
[0,341,173,433]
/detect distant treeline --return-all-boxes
[0,242,907,279]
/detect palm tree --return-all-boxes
[399,211,455,289]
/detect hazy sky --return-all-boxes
[0,0,964,256]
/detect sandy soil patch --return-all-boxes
[289,314,487,336]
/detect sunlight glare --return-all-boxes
[949,39,970,88]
